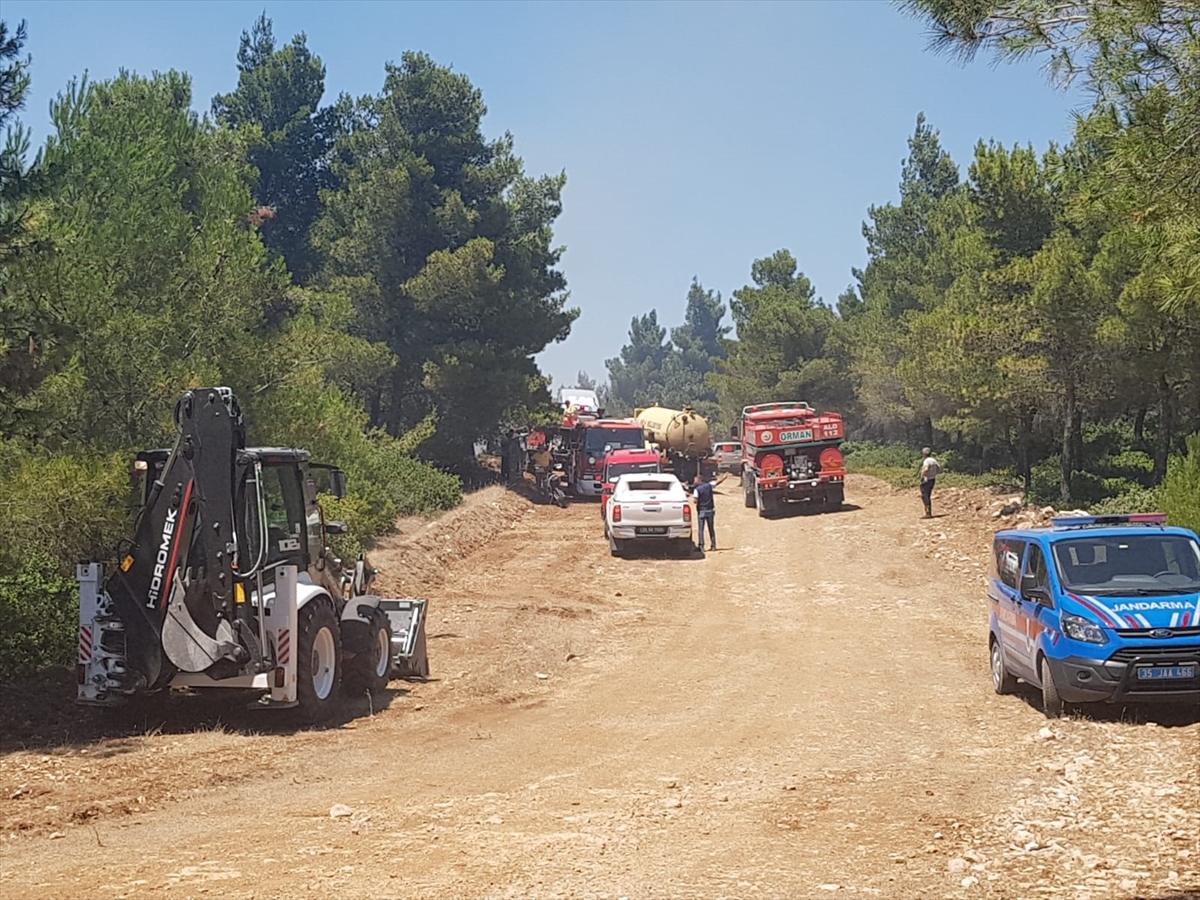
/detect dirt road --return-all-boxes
[2,476,1197,899]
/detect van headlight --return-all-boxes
[1061,613,1108,645]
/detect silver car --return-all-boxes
[712,441,742,473]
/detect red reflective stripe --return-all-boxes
[159,479,194,611]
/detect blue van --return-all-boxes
[988,513,1200,717]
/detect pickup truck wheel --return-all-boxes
[609,536,625,557]
[342,606,392,697]
[296,600,342,722]
[1039,655,1064,718]
[990,638,1017,695]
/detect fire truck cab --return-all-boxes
[571,419,646,497]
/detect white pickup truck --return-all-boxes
[604,473,693,557]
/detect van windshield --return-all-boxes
[1052,534,1200,595]
[606,462,659,479]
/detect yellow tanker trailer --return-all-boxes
[634,404,718,482]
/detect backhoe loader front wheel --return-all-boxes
[296,600,342,722]
[342,606,393,697]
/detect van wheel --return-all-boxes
[296,600,342,723]
[343,607,392,696]
[1039,656,1064,718]
[990,638,1017,695]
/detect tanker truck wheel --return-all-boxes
[296,599,342,723]
[757,488,780,518]
[825,483,845,511]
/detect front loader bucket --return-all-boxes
[377,598,429,679]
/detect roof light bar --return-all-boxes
[1128,512,1168,524]
[1050,512,1168,528]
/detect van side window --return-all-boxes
[1026,544,1051,598]
[993,537,1027,589]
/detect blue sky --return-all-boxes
[6,0,1086,390]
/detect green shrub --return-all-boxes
[1100,449,1154,485]
[1159,434,1200,535]
[842,441,920,471]
[1028,457,1064,505]
[1028,457,1112,506]
[1088,487,1160,515]
[0,444,134,572]
[0,557,79,681]
[1081,418,1137,465]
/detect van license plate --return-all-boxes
[635,527,667,535]
[1136,665,1194,680]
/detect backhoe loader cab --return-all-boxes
[130,447,350,601]
[77,387,429,723]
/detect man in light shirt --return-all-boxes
[919,447,940,518]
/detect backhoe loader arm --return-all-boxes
[103,387,247,691]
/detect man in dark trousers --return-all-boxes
[919,446,940,518]
[691,474,716,552]
[500,430,514,483]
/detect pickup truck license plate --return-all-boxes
[1136,665,1194,680]
[635,526,667,535]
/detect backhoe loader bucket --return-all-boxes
[377,598,429,679]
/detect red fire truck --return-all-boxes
[567,417,646,497]
[738,401,847,516]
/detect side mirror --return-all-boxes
[1020,574,1052,605]
[325,519,349,535]
[602,486,613,496]
[328,468,347,499]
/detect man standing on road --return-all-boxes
[919,447,940,518]
[691,474,716,552]
[500,430,514,483]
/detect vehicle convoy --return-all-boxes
[604,472,693,557]
[989,513,1200,717]
[76,387,429,724]
[737,401,847,516]
[599,448,662,519]
[634,404,718,484]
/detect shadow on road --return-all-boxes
[0,665,410,756]
[1011,681,1200,728]
[759,502,864,519]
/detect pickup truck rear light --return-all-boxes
[683,504,691,521]
[612,504,621,522]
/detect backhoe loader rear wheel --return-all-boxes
[343,606,393,697]
[296,600,342,723]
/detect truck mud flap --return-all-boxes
[377,598,429,680]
